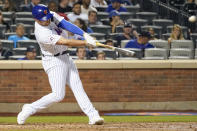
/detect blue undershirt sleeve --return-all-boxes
[58,19,84,37]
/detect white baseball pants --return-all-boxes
[29,54,99,118]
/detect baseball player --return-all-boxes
[17,4,104,125]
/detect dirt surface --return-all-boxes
[0,122,197,131]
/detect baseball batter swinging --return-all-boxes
[17,4,104,125]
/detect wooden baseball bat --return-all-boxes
[96,42,135,57]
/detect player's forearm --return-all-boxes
[56,37,87,46]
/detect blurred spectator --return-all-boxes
[91,0,107,7]
[58,0,72,13]
[168,24,184,44]
[116,23,138,47]
[68,0,79,7]
[76,47,86,60]
[18,45,37,60]
[81,0,97,14]
[88,10,102,26]
[48,1,69,21]
[0,11,10,32]
[0,41,13,59]
[67,2,88,22]
[2,0,16,11]
[106,0,127,13]
[96,51,106,60]
[74,18,93,33]
[109,10,124,33]
[105,39,114,46]
[125,31,154,49]
[8,23,30,48]
[22,0,40,11]
[0,0,3,4]
[148,27,158,40]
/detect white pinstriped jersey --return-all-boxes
[21,10,101,124]
[34,11,68,56]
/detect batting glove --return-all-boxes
[83,33,97,46]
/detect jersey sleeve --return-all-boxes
[36,28,61,45]
[51,11,64,26]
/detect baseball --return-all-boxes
[188,15,197,23]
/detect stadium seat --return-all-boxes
[0,25,6,39]
[95,6,108,12]
[12,48,27,55]
[0,56,5,60]
[30,33,36,39]
[149,40,170,50]
[115,26,124,33]
[144,48,168,59]
[141,25,162,38]
[97,12,109,20]
[190,33,197,47]
[125,5,140,13]
[9,55,25,60]
[136,12,158,24]
[121,48,143,59]
[117,57,139,60]
[100,18,109,25]
[2,12,14,19]
[162,33,171,40]
[90,33,105,40]
[4,18,12,25]
[107,33,123,40]
[119,12,135,21]
[15,18,35,25]
[171,40,194,49]
[11,24,34,36]
[1,40,14,50]
[93,48,117,59]
[121,40,130,48]
[67,48,77,56]
[195,48,197,59]
[152,19,173,33]
[127,18,148,32]
[15,12,33,18]
[90,25,111,34]
[167,26,188,38]
[36,56,42,60]
[169,48,194,59]
[17,40,40,55]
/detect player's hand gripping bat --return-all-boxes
[96,42,135,57]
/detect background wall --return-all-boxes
[0,60,197,113]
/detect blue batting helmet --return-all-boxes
[32,4,53,21]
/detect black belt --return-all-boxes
[43,51,68,57]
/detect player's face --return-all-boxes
[36,19,51,26]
